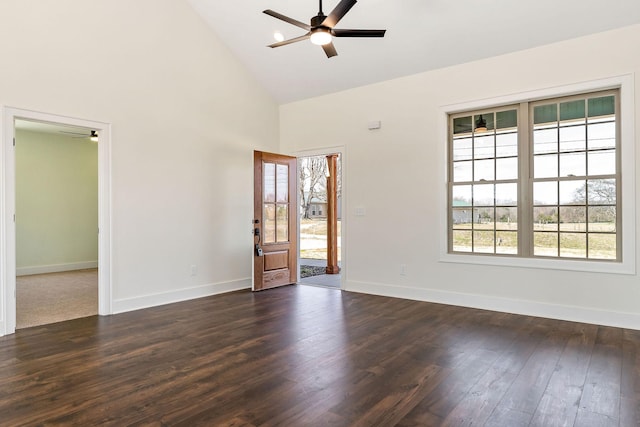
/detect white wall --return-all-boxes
[0,0,279,318]
[280,24,640,329]
[15,129,98,275]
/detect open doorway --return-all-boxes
[1,107,112,336]
[14,120,98,328]
[297,153,342,289]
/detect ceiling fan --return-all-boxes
[60,130,99,141]
[263,0,386,58]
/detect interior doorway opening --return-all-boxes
[298,153,342,289]
[1,107,112,336]
[14,119,99,328]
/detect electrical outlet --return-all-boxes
[400,264,407,276]
[190,265,198,277]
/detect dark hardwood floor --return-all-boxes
[0,285,638,426]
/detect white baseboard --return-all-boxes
[345,280,640,330]
[113,278,251,314]
[17,261,98,276]
[0,320,5,337]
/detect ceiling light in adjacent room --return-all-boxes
[90,130,99,142]
[475,115,487,132]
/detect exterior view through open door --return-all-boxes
[253,151,297,291]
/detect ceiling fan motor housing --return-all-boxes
[311,14,326,27]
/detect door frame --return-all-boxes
[1,107,112,336]
[295,145,345,290]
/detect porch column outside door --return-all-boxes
[326,154,340,274]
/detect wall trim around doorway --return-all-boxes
[0,107,112,336]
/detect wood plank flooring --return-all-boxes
[0,285,638,426]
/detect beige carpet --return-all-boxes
[16,268,98,329]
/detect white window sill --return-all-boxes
[440,252,635,275]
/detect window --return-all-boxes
[448,90,620,262]
[451,107,519,255]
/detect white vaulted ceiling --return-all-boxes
[188,0,640,104]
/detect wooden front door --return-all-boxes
[253,150,297,291]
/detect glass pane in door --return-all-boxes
[263,163,275,202]
[264,204,275,243]
[276,164,288,202]
[276,204,288,242]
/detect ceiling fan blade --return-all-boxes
[322,42,338,58]
[322,0,357,28]
[332,29,386,38]
[263,10,311,31]
[59,130,90,136]
[268,34,311,48]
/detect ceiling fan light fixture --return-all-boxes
[310,28,332,45]
[273,31,284,42]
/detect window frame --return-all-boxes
[528,91,620,260]
[448,104,522,256]
[439,76,635,275]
